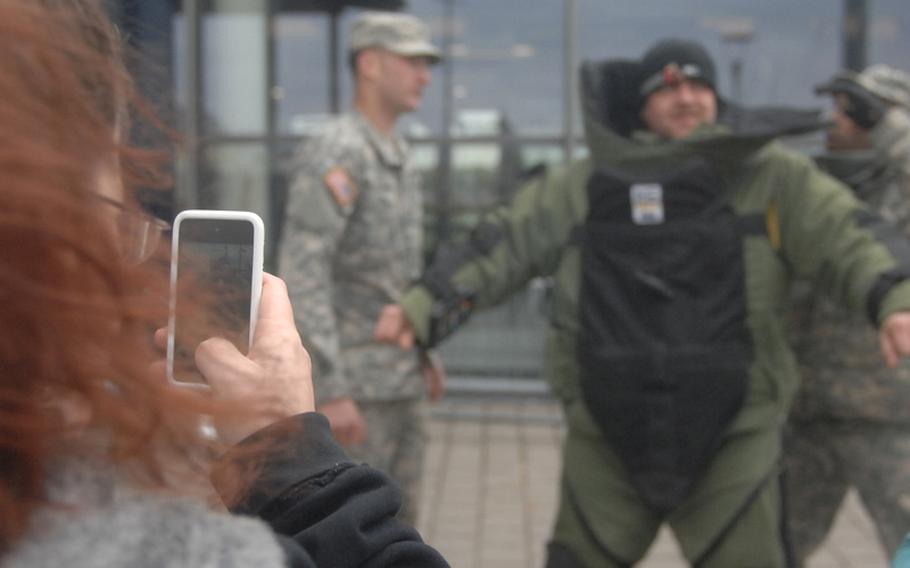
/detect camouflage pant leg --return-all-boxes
[345,399,426,525]
[783,420,850,565]
[784,419,910,564]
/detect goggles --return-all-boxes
[640,63,709,96]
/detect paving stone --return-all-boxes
[419,400,891,568]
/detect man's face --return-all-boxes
[639,79,718,140]
[375,51,432,114]
[825,93,871,152]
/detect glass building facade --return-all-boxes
[115,0,910,384]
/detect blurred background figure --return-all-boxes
[786,64,910,565]
[278,11,445,525]
[815,64,910,215]
[0,1,448,566]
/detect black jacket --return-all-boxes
[213,413,449,568]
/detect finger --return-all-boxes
[249,275,304,359]
[195,337,259,392]
[373,305,400,342]
[432,372,447,401]
[429,368,446,401]
[336,423,362,447]
[895,327,910,357]
[373,316,389,342]
[256,273,295,327]
[881,331,899,368]
[332,424,353,447]
[427,379,440,401]
[349,416,367,446]
[433,355,447,401]
[148,360,169,385]
[399,328,415,350]
[154,327,168,351]
[420,354,441,401]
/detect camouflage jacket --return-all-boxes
[278,111,424,403]
[791,108,910,423]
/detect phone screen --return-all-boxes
[171,218,254,384]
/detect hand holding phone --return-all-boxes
[194,273,315,444]
[166,210,264,386]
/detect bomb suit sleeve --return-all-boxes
[400,160,591,347]
[771,145,910,323]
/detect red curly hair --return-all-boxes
[0,0,252,551]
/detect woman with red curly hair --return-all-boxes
[0,1,448,566]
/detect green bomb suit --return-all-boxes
[400,60,910,567]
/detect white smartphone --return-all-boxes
[166,210,264,386]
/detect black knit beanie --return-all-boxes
[638,38,717,98]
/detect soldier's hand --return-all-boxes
[420,350,447,402]
[374,304,416,350]
[317,397,366,447]
[879,311,910,367]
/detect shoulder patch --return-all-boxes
[323,166,358,208]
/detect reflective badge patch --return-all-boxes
[630,183,665,225]
[323,166,358,208]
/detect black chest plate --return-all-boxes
[577,159,752,515]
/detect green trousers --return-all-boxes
[549,402,786,567]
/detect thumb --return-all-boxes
[373,305,399,342]
[374,304,416,348]
[254,274,295,332]
[880,330,899,368]
[195,337,260,392]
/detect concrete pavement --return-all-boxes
[416,398,893,568]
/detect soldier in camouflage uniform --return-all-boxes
[277,12,441,524]
[786,65,910,565]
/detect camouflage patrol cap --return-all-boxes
[349,11,440,64]
[816,64,910,108]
